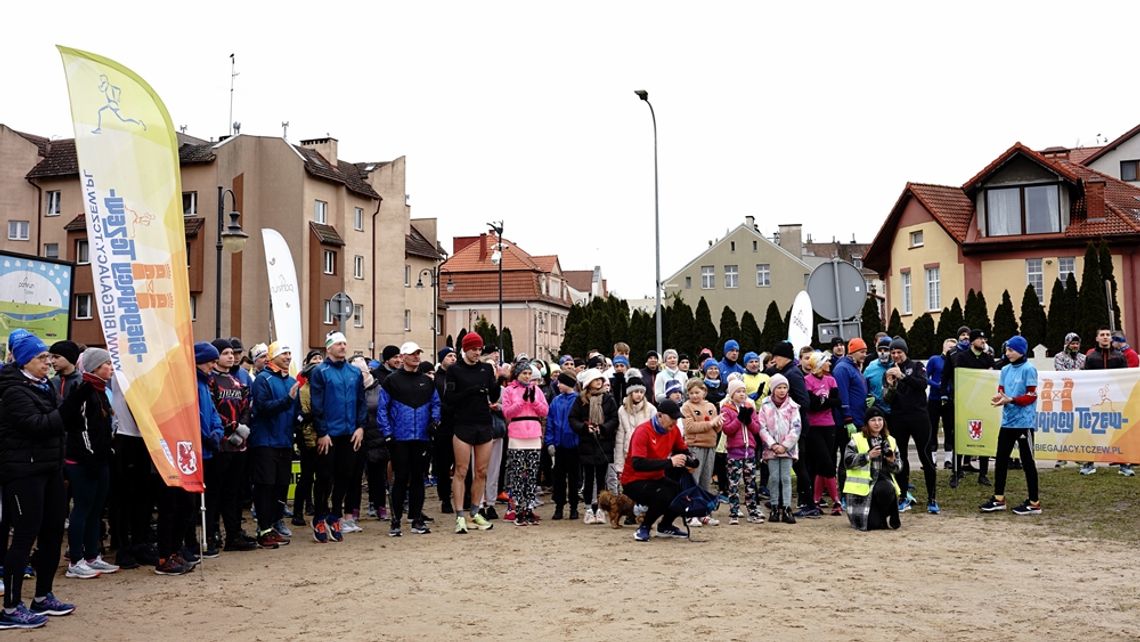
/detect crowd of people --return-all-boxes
[0,320,1134,629]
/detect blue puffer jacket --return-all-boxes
[832,355,867,427]
[249,367,298,449]
[197,369,224,459]
[377,369,441,442]
[309,358,367,438]
[545,391,579,448]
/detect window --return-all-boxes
[314,200,328,224]
[684,276,692,289]
[924,267,940,311]
[186,242,192,267]
[752,240,758,252]
[7,220,30,241]
[853,256,863,269]
[700,265,714,289]
[730,241,736,252]
[908,230,923,248]
[1121,160,1139,182]
[75,294,92,320]
[43,243,59,259]
[1058,256,1075,284]
[182,191,197,216]
[323,300,333,324]
[724,265,739,289]
[901,271,912,315]
[76,239,89,265]
[322,250,336,275]
[353,304,364,328]
[353,207,364,231]
[756,263,771,287]
[404,309,411,331]
[985,185,1061,236]
[404,264,411,287]
[46,191,61,217]
[1026,258,1044,300]
[353,255,364,279]
[190,294,198,321]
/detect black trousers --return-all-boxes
[390,440,429,523]
[581,461,608,509]
[866,475,901,530]
[3,471,66,608]
[294,446,317,516]
[250,447,292,532]
[714,452,730,494]
[624,477,681,529]
[314,435,355,519]
[994,428,1039,502]
[366,456,388,513]
[806,424,838,479]
[344,448,367,516]
[551,447,581,509]
[892,412,937,501]
[156,485,196,559]
[794,429,813,506]
[432,427,454,504]
[110,434,156,553]
[204,451,246,543]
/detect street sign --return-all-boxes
[818,321,862,343]
[806,258,865,322]
[330,292,354,322]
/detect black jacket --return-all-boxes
[942,346,995,400]
[885,358,928,417]
[443,360,500,428]
[569,392,619,465]
[0,364,66,482]
[62,377,115,464]
[1084,347,1127,370]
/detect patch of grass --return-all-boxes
[926,465,1140,542]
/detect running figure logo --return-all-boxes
[92,74,147,134]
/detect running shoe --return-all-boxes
[514,513,528,526]
[927,500,940,515]
[634,526,651,542]
[471,513,494,531]
[583,510,596,525]
[312,518,329,543]
[327,517,344,542]
[177,549,201,567]
[525,511,540,526]
[273,520,293,538]
[377,506,389,520]
[29,593,74,617]
[979,496,1007,512]
[794,505,822,518]
[389,521,402,538]
[200,545,220,559]
[496,491,510,504]
[1120,465,1136,477]
[86,556,120,574]
[410,521,431,535]
[977,474,992,486]
[1011,500,1042,516]
[153,557,190,576]
[832,503,844,516]
[897,498,913,513]
[701,516,719,526]
[504,509,517,522]
[655,524,688,539]
[729,515,740,525]
[747,514,765,524]
[455,516,468,534]
[256,531,280,549]
[65,560,100,579]
[0,604,48,629]
[340,517,360,534]
[1080,463,1097,476]
[687,517,703,527]
[483,506,500,521]
[291,514,309,527]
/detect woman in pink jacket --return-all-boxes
[721,379,763,524]
[758,374,801,524]
[502,359,549,526]
[804,351,843,516]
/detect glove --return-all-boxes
[845,422,857,437]
[547,444,556,458]
[865,395,876,409]
[523,385,535,403]
[737,405,754,425]
[235,424,251,440]
[227,432,244,447]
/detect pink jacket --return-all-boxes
[804,372,838,428]
[502,380,549,440]
[721,400,761,460]
[758,396,801,461]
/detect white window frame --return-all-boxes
[76,239,90,265]
[353,207,364,231]
[1026,258,1044,301]
[901,271,912,315]
[924,267,940,311]
[1058,256,1075,284]
[700,265,715,289]
[353,304,364,328]
[756,263,771,287]
[353,255,364,280]
[404,264,411,287]
[909,230,924,248]
[323,250,336,275]
[7,220,30,241]
[43,243,59,259]
[182,191,197,216]
[323,300,333,325]
[404,309,411,331]
[314,200,328,224]
[75,294,93,320]
[46,191,61,217]
[724,265,739,289]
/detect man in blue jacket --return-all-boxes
[832,337,868,494]
[719,339,745,379]
[376,342,441,537]
[308,332,366,543]
[249,342,298,549]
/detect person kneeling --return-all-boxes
[620,400,693,541]
[842,407,901,531]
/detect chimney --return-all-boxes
[745,215,755,228]
[452,235,480,256]
[777,223,802,256]
[1085,179,1106,221]
[299,136,339,166]
[480,233,489,261]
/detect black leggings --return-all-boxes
[65,461,110,562]
[432,427,454,504]
[156,486,196,559]
[794,430,813,505]
[295,446,317,516]
[314,435,355,519]
[892,412,937,501]
[390,441,429,523]
[204,451,246,543]
[807,424,838,479]
[3,471,66,608]
[624,477,681,529]
[366,456,388,513]
[994,429,1038,502]
[581,462,607,509]
[551,447,581,509]
[111,434,156,553]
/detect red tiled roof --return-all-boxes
[531,255,559,273]
[908,183,975,241]
[440,271,571,308]
[562,270,595,293]
[1079,123,1140,166]
[962,142,1080,193]
[442,235,542,273]
[440,234,571,307]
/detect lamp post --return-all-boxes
[416,267,454,354]
[634,90,663,355]
[215,185,248,339]
[488,220,504,364]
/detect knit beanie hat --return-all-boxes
[382,345,400,362]
[769,373,789,392]
[664,379,683,397]
[889,337,908,354]
[461,332,484,351]
[305,349,323,365]
[437,347,455,362]
[612,355,630,367]
[250,343,269,361]
[325,332,347,348]
[625,375,646,395]
[1007,335,1028,357]
[743,351,760,366]
[726,378,746,399]
[702,358,719,373]
[557,371,578,389]
[49,340,81,367]
[723,339,740,353]
[957,326,971,337]
[9,330,48,367]
[211,338,233,355]
[772,341,794,360]
[195,341,220,365]
[81,348,112,374]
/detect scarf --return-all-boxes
[704,377,721,390]
[651,414,668,435]
[82,371,107,392]
[588,389,605,426]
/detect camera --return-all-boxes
[684,455,700,468]
[879,440,892,458]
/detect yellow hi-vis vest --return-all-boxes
[843,433,901,497]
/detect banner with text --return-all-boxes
[954,369,1140,462]
[262,229,302,377]
[59,46,203,491]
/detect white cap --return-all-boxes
[399,341,423,355]
[579,367,605,389]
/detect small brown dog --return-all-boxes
[597,490,639,528]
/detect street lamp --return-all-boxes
[634,89,663,356]
[215,185,248,339]
[415,267,453,354]
[488,221,504,364]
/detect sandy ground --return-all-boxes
[16,487,1140,642]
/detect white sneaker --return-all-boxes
[65,560,101,579]
[86,555,120,574]
[1080,464,1097,476]
[583,510,596,525]
[341,517,362,533]
[702,516,720,526]
[688,517,703,527]
[1120,465,1135,477]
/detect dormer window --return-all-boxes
[985,184,1060,236]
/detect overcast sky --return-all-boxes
[5,2,1139,298]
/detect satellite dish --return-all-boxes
[788,291,813,352]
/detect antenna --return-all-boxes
[233,121,242,135]
[179,125,188,134]
[281,121,290,139]
[229,54,239,137]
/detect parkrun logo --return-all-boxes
[1037,377,1127,435]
